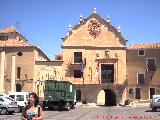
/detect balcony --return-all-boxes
[101,78,114,84]
[137,80,145,85]
[146,65,156,71]
[70,58,86,66]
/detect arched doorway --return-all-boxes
[16,84,22,92]
[105,89,116,106]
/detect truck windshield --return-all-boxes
[5,97,14,101]
[16,95,24,101]
[9,95,15,99]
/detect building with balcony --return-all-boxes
[61,9,127,106]
[60,9,160,106]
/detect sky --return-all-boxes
[0,0,160,59]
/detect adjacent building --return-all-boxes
[0,26,62,96]
[127,43,160,102]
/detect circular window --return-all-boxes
[17,52,23,56]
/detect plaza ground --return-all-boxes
[0,104,160,120]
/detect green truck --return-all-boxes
[43,80,76,110]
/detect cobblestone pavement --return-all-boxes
[0,105,160,120]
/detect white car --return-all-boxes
[8,92,29,112]
[0,96,18,114]
[150,95,160,111]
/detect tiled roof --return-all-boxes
[0,39,34,47]
[0,26,16,33]
[129,43,160,49]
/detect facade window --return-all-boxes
[17,52,23,56]
[74,52,82,63]
[6,36,8,40]
[16,84,22,92]
[0,35,8,40]
[129,89,133,94]
[74,70,82,78]
[135,88,141,99]
[147,58,156,71]
[150,88,155,99]
[17,67,21,79]
[138,50,145,56]
[137,74,145,84]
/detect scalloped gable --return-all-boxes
[62,13,126,47]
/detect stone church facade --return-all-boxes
[62,9,127,105]
[61,9,160,105]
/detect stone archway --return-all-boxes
[96,84,125,106]
[97,89,117,106]
[104,89,117,106]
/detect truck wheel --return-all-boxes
[8,111,14,115]
[152,107,157,112]
[1,108,7,115]
[15,106,21,113]
[71,103,75,109]
[66,102,71,111]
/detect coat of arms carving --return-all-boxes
[88,19,101,38]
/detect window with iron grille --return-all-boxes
[138,50,145,56]
[0,35,8,40]
[17,67,21,79]
[137,74,144,84]
[74,70,82,78]
[0,36,6,40]
[150,88,155,99]
[147,58,156,71]
[129,89,133,94]
[135,88,141,99]
[74,52,82,63]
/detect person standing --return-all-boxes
[22,92,44,120]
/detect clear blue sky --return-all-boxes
[0,0,160,59]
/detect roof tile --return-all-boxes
[0,39,34,47]
[129,43,160,49]
[0,26,16,33]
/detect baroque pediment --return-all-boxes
[62,12,126,47]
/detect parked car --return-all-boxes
[150,95,160,111]
[0,96,18,114]
[8,92,29,112]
